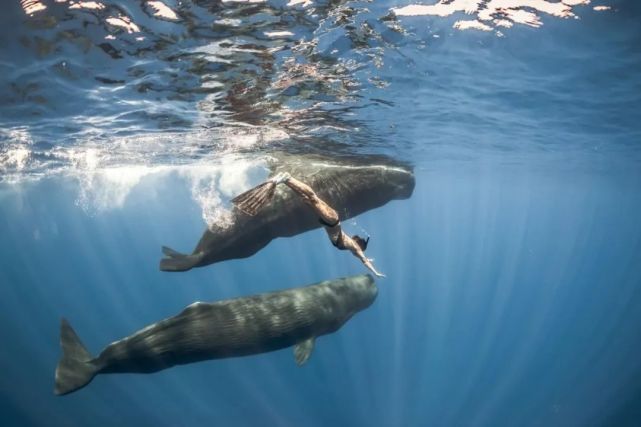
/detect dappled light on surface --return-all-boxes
[392,0,604,33]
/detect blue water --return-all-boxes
[2,0,641,426]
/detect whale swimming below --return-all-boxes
[160,153,415,271]
[54,274,378,396]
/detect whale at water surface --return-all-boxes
[160,153,415,272]
[54,274,378,396]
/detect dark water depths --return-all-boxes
[1,1,641,426]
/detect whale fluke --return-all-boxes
[54,318,99,396]
[160,247,205,272]
[231,180,276,216]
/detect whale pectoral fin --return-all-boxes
[293,337,315,366]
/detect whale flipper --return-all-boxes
[54,318,98,396]
[160,247,205,272]
[294,337,315,366]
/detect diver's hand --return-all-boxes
[365,258,385,278]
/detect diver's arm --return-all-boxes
[348,239,385,278]
[363,258,385,278]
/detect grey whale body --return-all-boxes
[54,274,377,396]
[160,153,415,271]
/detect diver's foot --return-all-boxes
[271,172,291,185]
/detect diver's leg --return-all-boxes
[283,177,339,225]
[281,176,315,200]
[324,226,342,244]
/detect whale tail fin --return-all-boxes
[54,318,99,396]
[231,181,276,216]
[160,246,204,272]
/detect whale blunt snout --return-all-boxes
[372,165,415,201]
[347,274,378,311]
[390,168,415,200]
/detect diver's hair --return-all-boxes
[352,235,369,251]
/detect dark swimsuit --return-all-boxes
[319,217,347,250]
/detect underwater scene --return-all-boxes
[1,0,640,425]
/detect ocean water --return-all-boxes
[1,0,641,426]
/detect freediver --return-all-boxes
[232,172,385,278]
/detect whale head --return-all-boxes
[335,274,378,318]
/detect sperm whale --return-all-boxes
[54,274,378,396]
[160,153,415,271]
